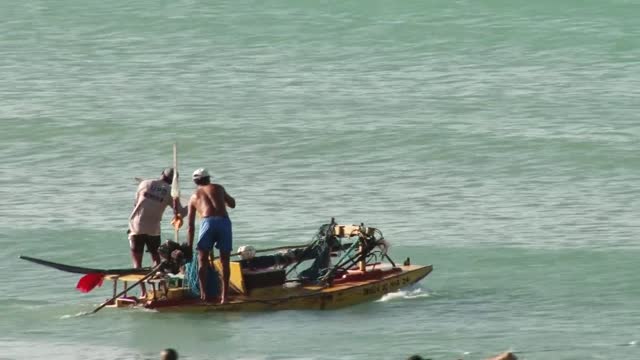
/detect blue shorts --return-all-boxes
[197,216,232,253]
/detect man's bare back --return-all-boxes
[189,183,236,218]
[187,168,236,304]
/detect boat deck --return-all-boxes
[105,264,432,312]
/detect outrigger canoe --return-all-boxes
[21,220,433,312]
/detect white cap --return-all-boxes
[192,168,210,180]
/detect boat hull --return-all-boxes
[145,264,432,312]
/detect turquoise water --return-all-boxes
[1,0,639,359]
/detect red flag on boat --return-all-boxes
[76,273,104,293]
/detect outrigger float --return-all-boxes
[20,220,432,312]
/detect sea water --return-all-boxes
[1,0,639,359]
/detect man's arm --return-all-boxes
[187,195,197,248]
[172,198,188,217]
[223,188,236,209]
[133,182,145,206]
[134,192,140,207]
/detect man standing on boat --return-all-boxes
[128,168,187,272]
[187,168,236,303]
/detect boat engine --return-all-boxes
[158,240,193,274]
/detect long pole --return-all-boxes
[171,143,180,241]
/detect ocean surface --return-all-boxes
[1,0,639,359]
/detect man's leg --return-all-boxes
[148,236,162,267]
[197,249,209,301]
[129,236,144,268]
[129,235,146,297]
[219,250,230,304]
[218,217,233,305]
[131,250,143,268]
[149,251,162,267]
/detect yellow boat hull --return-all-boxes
[143,264,432,312]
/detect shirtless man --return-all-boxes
[187,168,236,303]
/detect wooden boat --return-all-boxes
[106,263,431,312]
[21,220,433,312]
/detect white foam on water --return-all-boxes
[377,285,432,302]
[58,312,88,319]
